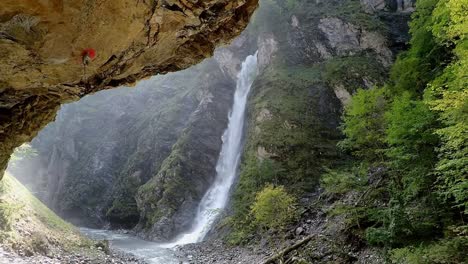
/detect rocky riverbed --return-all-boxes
[0,246,147,264]
[176,240,267,264]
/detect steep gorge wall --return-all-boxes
[10,58,236,229]
[220,0,415,261]
[135,59,237,240]
[135,0,415,243]
[0,0,259,178]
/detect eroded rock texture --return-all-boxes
[0,0,258,178]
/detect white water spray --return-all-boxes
[163,52,259,247]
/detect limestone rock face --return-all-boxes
[318,17,393,66]
[213,32,256,80]
[360,0,387,13]
[0,0,258,178]
[360,0,415,13]
[257,33,278,72]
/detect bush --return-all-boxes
[366,227,393,246]
[321,165,368,195]
[390,236,468,264]
[251,185,297,231]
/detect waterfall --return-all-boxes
[164,52,259,247]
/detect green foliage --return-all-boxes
[335,0,467,257]
[251,185,297,231]
[321,165,368,195]
[0,200,20,232]
[323,55,386,93]
[225,227,253,246]
[385,93,439,201]
[229,157,287,238]
[328,203,368,229]
[365,198,444,247]
[426,15,468,213]
[390,236,468,264]
[339,88,388,161]
[386,93,437,149]
[431,0,468,44]
[365,227,393,246]
[389,0,450,95]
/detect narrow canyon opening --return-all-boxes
[2,0,466,263]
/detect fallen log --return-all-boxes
[261,235,315,264]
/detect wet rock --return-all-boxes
[318,17,392,66]
[257,33,278,72]
[135,58,237,240]
[295,227,305,236]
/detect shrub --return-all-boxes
[366,227,393,246]
[390,236,468,264]
[251,185,297,231]
[321,165,368,195]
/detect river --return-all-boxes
[79,227,181,264]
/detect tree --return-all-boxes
[427,0,468,215]
[339,88,388,161]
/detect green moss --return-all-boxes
[333,0,387,32]
[323,55,387,93]
[136,127,203,229]
[106,176,140,227]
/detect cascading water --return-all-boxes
[164,52,259,247]
[79,53,258,263]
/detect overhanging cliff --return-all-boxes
[0,0,258,178]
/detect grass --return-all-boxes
[0,172,94,255]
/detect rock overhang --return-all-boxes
[0,0,259,178]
